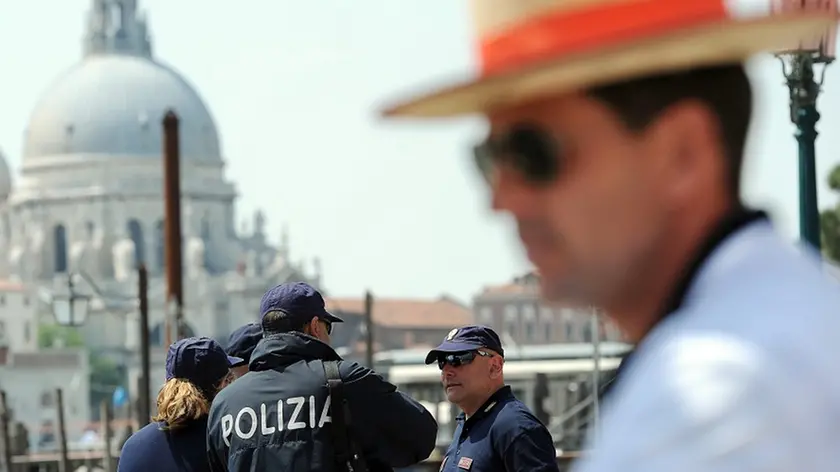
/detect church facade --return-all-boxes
[0,0,321,406]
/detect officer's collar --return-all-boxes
[249,331,342,371]
[600,208,768,398]
[457,385,514,424]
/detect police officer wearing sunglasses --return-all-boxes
[207,282,438,472]
[426,325,558,472]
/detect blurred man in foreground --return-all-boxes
[379,1,840,470]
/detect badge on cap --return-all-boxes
[446,328,458,340]
[458,457,473,470]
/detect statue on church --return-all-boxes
[112,222,136,282]
[69,221,98,276]
[245,250,258,278]
[183,203,207,279]
[265,229,289,276]
[253,210,266,241]
[8,221,29,280]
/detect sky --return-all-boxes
[1,1,840,303]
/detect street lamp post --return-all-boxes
[773,0,838,250]
[52,274,92,327]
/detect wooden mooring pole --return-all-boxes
[0,391,12,472]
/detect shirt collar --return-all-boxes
[600,209,768,399]
[457,385,515,425]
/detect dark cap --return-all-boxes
[165,337,242,394]
[259,282,343,325]
[424,325,505,364]
[225,323,262,367]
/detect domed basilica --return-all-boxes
[1,0,321,393]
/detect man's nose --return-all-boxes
[491,167,537,215]
[441,365,457,378]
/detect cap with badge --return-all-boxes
[259,282,344,330]
[225,322,263,367]
[165,336,242,397]
[425,325,505,365]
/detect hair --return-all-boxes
[261,309,308,336]
[151,372,233,431]
[587,63,752,198]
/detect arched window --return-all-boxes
[53,224,68,273]
[127,219,145,268]
[154,219,165,272]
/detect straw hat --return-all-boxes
[380,0,838,118]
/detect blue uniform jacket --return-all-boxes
[118,417,210,472]
[441,386,559,472]
[206,332,438,472]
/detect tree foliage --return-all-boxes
[37,323,84,348]
[822,164,840,263]
[38,323,127,419]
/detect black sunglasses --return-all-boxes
[437,350,493,370]
[319,319,333,335]
[473,123,560,185]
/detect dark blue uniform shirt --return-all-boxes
[441,386,559,472]
[118,417,210,472]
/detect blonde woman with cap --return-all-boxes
[118,337,241,472]
[380,1,840,471]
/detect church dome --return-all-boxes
[22,0,222,165]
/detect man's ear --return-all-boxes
[489,360,503,379]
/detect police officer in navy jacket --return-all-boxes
[118,337,241,472]
[224,322,262,379]
[427,325,559,472]
[206,282,438,472]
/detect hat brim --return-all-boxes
[380,14,834,118]
[424,341,485,364]
[227,355,245,367]
[321,311,344,323]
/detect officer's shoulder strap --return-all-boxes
[323,361,351,465]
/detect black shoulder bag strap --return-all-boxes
[323,360,369,472]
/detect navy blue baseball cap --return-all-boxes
[425,325,505,364]
[225,323,262,367]
[165,337,242,394]
[259,282,343,325]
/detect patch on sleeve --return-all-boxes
[458,457,473,470]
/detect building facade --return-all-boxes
[472,272,624,346]
[0,0,323,440]
[325,295,474,359]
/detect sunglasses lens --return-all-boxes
[507,125,558,183]
[437,352,476,370]
[472,124,559,184]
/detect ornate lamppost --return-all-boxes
[52,274,92,327]
[773,0,838,250]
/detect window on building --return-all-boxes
[522,305,537,342]
[478,306,493,326]
[561,308,576,341]
[53,224,68,273]
[40,390,55,408]
[504,305,518,340]
[154,219,165,273]
[539,307,553,342]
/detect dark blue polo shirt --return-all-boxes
[117,417,210,472]
[441,386,559,472]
